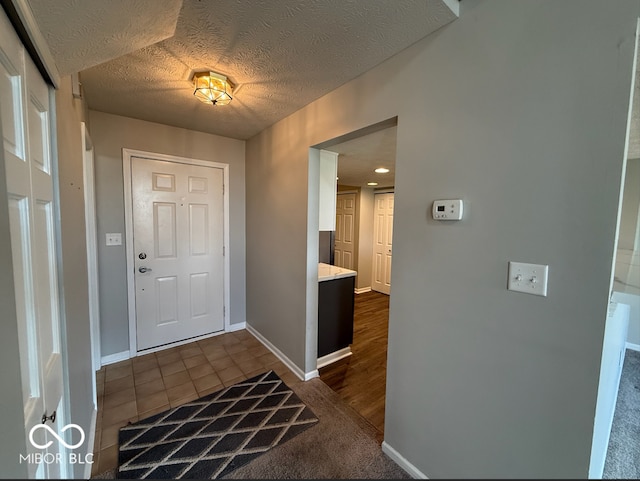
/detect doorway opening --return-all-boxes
[312,118,398,440]
[593,18,640,479]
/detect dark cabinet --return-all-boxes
[318,276,355,357]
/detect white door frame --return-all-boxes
[81,123,100,384]
[122,148,230,356]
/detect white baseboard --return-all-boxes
[100,350,129,366]
[355,287,371,294]
[317,347,352,369]
[84,407,97,479]
[382,441,428,479]
[245,324,318,381]
[304,369,319,381]
[227,321,246,332]
[626,342,640,352]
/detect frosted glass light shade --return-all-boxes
[192,71,233,105]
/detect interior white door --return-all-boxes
[372,193,394,295]
[132,157,225,351]
[335,192,356,269]
[1,10,68,478]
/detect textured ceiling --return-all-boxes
[26,0,457,140]
[327,126,397,189]
[26,0,183,75]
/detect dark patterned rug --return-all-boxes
[117,371,318,479]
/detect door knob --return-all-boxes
[139,266,152,273]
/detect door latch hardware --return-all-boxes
[41,410,56,424]
[139,266,152,273]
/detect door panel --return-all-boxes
[372,193,394,295]
[132,157,224,351]
[335,193,356,270]
[154,202,177,257]
[189,204,208,254]
[1,8,66,477]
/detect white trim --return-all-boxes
[246,324,319,381]
[81,123,101,382]
[10,0,61,87]
[227,322,246,332]
[83,408,97,480]
[355,286,371,294]
[317,347,352,369]
[100,350,130,366]
[122,148,231,357]
[304,369,320,381]
[626,342,640,352]
[381,441,429,479]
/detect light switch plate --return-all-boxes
[508,262,548,297]
[106,233,122,246]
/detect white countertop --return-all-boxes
[318,262,357,282]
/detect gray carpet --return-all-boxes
[93,377,408,479]
[603,349,640,479]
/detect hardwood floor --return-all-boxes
[319,290,389,443]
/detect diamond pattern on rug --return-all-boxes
[117,371,318,479]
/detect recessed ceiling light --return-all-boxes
[367,182,378,186]
[374,168,390,173]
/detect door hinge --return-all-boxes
[222,183,225,195]
[223,306,226,317]
[223,245,225,256]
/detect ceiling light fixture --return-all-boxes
[192,71,234,106]
[374,167,390,173]
[367,182,378,186]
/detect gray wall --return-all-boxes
[245,0,639,477]
[357,187,374,290]
[55,76,95,477]
[89,111,246,357]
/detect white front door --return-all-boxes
[1,10,68,478]
[372,193,394,295]
[131,156,225,351]
[335,192,356,269]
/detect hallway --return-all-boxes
[319,291,390,443]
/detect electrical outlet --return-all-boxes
[508,261,548,297]
[106,233,122,246]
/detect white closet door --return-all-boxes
[1,9,67,478]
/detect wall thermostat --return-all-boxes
[432,199,463,220]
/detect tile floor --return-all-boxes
[91,329,301,477]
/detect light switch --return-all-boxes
[106,233,122,246]
[508,262,548,297]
